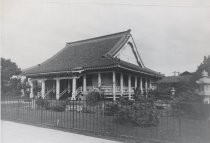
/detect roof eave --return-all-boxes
[117,65,163,77]
[23,65,118,77]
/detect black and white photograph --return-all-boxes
[1,0,210,143]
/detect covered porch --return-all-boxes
[28,70,155,101]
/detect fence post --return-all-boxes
[17,99,20,121]
[116,101,119,138]
[96,102,98,134]
[178,103,182,143]
[41,102,43,124]
[73,99,74,128]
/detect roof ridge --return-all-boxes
[66,29,131,45]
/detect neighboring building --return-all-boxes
[22,29,162,100]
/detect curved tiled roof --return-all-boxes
[22,29,161,77]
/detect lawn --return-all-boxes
[1,100,210,143]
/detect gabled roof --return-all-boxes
[22,29,161,77]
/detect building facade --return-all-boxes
[22,30,162,100]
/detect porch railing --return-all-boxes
[59,88,68,99]
[76,86,83,96]
[45,88,53,98]
[86,86,135,95]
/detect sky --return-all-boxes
[1,0,210,76]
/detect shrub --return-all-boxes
[86,91,104,106]
[1,90,22,99]
[81,108,95,114]
[35,98,67,112]
[173,102,210,119]
[35,98,50,109]
[104,102,118,116]
[50,104,66,112]
[104,96,159,126]
[172,90,210,119]
[116,101,159,126]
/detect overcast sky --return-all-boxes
[1,0,210,76]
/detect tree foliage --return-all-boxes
[190,55,210,87]
[168,55,210,102]
[1,58,21,96]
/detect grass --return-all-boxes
[1,100,210,143]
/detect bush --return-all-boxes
[35,98,67,112]
[116,101,159,126]
[86,91,104,106]
[104,102,118,116]
[173,102,210,119]
[35,98,50,109]
[50,104,66,112]
[104,96,159,126]
[172,90,210,119]
[1,90,22,100]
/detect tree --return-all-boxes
[190,55,210,87]
[1,58,21,97]
[172,55,210,103]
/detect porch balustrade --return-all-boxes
[45,88,53,98]
[59,88,68,99]
[76,86,83,95]
[86,86,134,95]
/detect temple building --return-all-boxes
[22,29,162,100]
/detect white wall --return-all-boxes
[116,43,139,66]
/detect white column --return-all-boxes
[29,79,34,98]
[120,73,123,96]
[83,74,87,94]
[128,75,131,100]
[149,79,152,89]
[56,78,60,100]
[134,76,137,89]
[41,79,46,98]
[72,77,77,100]
[145,78,148,98]
[53,81,55,93]
[140,77,143,94]
[98,73,101,87]
[113,71,116,101]
[68,79,71,93]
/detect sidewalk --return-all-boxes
[1,121,121,143]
